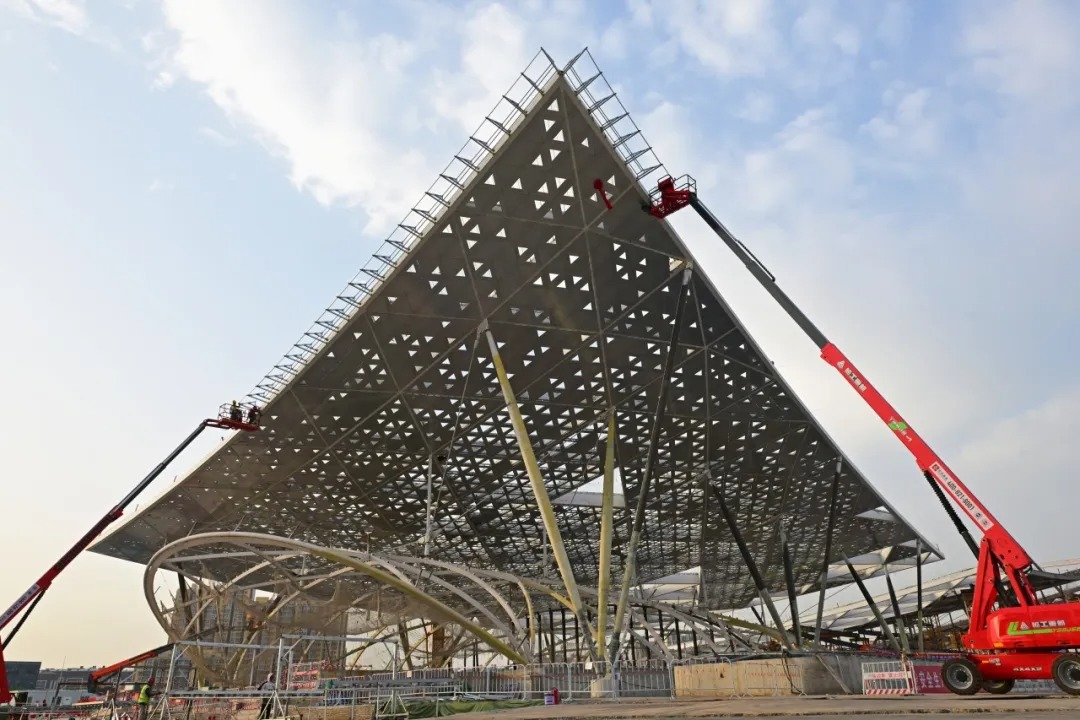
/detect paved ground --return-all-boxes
[788,716,1075,720]
[462,694,1080,718]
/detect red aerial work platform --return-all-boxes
[642,175,1080,696]
[0,404,261,704]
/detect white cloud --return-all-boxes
[147,178,174,193]
[861,85,940,156]
[659,0,783,78]
[2,0,87,35]
[2,0,120,48]
[875,1,910,47]
[793,1,860,56]
[158,0,437,233]
[31,0,84,34]
[199,126,236,148]
[952,385,1080,559]
[429,3,533,133]
[155,1,593,234]
[961,0,1080,108]
[737,91,775,123]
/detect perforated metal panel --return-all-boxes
[92,58,939,610]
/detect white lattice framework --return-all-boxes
[94,49,940,611]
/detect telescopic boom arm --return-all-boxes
[86,643,175,693]
[645,176,1035,592]
[0,407,260,704]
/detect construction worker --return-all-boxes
[229,400,241,422]
[257,672,276,720]
[247,404,262,427]
[136,677,156,720]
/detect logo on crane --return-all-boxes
[930,463,995,531]
[1007,620,1075,636]
[834,360,868,393]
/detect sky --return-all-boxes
[1,0,1079,668]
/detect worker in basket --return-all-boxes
[247,404,262,427]
[229,400,242,422]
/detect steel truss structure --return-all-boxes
[147,533,750,682]
[93,49,939,623]
[812,558,1080,637]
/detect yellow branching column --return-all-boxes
[595,409,617,662]
[483,324,597,660]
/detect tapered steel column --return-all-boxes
[711,484,794,649]
[609,264,693,662]
[484,325,595,659]
[844,557,900,653]
[780,526,801,648]
[814,459,842,645]
[595,409,617,661]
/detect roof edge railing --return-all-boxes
[240,47,676,410]
[240,48,562,408]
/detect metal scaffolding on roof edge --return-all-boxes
[239,48,671,411]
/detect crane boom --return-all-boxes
[617,173,1080,693]
[86,643,175,693]
[0,421,211,635]
[643,175,1036,593]
[0,406,261,704]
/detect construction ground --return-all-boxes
[461,695,1080,718]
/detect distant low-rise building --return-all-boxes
[4,661,41,695]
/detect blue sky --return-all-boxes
[2,0,1079,667]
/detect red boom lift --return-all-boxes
[0,404,261,705]
[85,643,175,694]
[645,175,1080,695]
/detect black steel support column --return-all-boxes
[916,539,925,654]
[814,459,842,645]
[548,608,556,664]
[674,617,684,659]
[780,526,801,648]
[609,265,694,662]
[561,608,569,663]
[642,608,652,659]
[711,484,793,648]
[845,558,900,653]
[885,567,910,654]
[574,612,580,662]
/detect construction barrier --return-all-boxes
[860,660,914,695]
[909,661,950,694]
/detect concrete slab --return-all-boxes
[460,694,1080,719]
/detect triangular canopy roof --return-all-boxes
[93,50,939,609]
